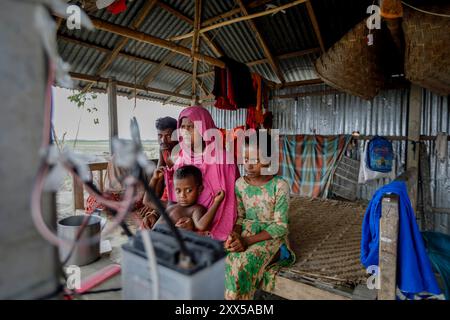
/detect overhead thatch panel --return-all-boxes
[314,21,386,100]
[403,5,450,96]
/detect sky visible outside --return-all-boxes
[52,87,184,141]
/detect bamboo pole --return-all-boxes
[82,0,158,93]
[69,72,192,100]
[236,0,285,83]
[305,1,326,53]
[90,17,225,68]
[157,1,224,57]
[58,34,192,77]
[191,0,202,98]
[168,0,308,42]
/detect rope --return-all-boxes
[402,1,450,18]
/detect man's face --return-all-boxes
[158,128,175,150]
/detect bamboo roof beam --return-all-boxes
[58,34,192,77]
[69,72,191,100]
[164,77,191,105]
[305,1,326,53]
[201,0,274,27]
[82,0,159,93]
[157,2,224,57]
[90,17,225,68]
[191,0,202,98]
[236,0,286,83]
[140,38,191,86]
[277,78,324,89]
[168,0,307,42]
[246,47,321,67]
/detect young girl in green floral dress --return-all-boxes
[224,133,295,300]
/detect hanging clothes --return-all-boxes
[213,57,256,110]
[361,181,442,299]
[246,73,269,129]
[107,0,127,15]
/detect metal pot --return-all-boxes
[57,215,101,266]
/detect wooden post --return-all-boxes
[406,84,421,212]
[191,0,202,99]
[419,143,434,230]
[378,194,399,300]
[73,176,85,211]
[108,77,118,154]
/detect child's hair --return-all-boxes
[174,165,203,186]
[245,129,272,158]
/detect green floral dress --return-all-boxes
[225,175,295,300]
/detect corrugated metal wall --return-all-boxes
[207,87,450,234]
[269,85,409,201]
[421,91,450,235]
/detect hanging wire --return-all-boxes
[133,40,138,113]
[402,1,450,18]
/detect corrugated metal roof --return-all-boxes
[57,0,382,104]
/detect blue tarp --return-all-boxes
[422,231,450,300]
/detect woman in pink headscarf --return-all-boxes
[164,106,240,241]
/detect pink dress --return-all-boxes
[165,106,240,241]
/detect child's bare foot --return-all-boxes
[214,190,225,203]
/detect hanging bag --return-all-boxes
[366,136,394,172]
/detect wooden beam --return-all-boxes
[279,78,324,89]
[278,47,322,60]
[83,0,159,93]
[107,78,119,154]
[141,38,191,86]
[90,17,225,68]
[275,88,339,99]
[407,84,421,212]
[236,0,286,83]
[305,1,326,53]
[157,2,224,58]
[378,194,399,300]
[201,0,274,27]
[191,0,202,97]
[58,34,192,77]
[246,47,321,67]
[69,72,192,100]
[164,77,191,105]
[169,0,308,42]
[60,32,318,84]
[269,275,351,300]
[419,143,434,231]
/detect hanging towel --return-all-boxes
[361,180,442,298]
[436,132,448,163]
